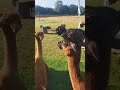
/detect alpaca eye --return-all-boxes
[63,43,68,47]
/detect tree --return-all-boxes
[54,0,63,14]
[35,5,56,15]
[62,5,70,14]
[69,4,78,15]
[80,6,85,15]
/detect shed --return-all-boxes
[11,0,35,19]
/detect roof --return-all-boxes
[18,0,34,2]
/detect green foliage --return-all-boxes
[54,0,63,14]
[35,0,81,15]
[80,6,85,15]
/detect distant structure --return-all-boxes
[104,0,119,6]
[11,0,34,19]
[104,0,110,6]
[78,0,81,16]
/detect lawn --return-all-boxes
[35,16,120,90]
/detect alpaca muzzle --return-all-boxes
[58,41,63,49]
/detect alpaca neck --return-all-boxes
[67,50,84,90]
[2,31,18,74]
[35,40,48,90]
[36,40,43,59]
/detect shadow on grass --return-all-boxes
[108,85,120,90]
[45,33,56,35]
[47,68,84,90]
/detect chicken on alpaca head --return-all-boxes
[58,29,85,56]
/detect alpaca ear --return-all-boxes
[0,18,4,28]
[70,42,77,52]
[0,20,2,28]
[10,23,19,33]
[0,17,8,27]
[87,41,100,62]
[80,39,85,46]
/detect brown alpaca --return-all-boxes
[35,31,48,90]
[58,40,85,90]
[0,12,26,90]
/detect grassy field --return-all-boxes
[35,16,120,90]
[35,16,85,30]
[35,16,85,90]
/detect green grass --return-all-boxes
[35,16,85,90]
[0,19,35,90]
[108,54,120,89]
[35,16,85,30]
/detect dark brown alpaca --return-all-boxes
[85,6,120,90]
[0,12,26,90]
[35,31,48,90]
[58,30,85,90]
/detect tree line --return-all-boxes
[35,0,85,15]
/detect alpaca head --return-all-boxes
[58,29,85,56]
[79,21,85,28]
[0,12,22,34]
[56,25,66,35]
[35,31,44,42]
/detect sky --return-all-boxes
[35,0,85,8]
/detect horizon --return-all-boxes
[35,0,85,8]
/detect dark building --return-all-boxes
[11,0,35,19]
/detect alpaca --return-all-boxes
[56,24,66,35]
[46,26,51,30]
[85,6,120,90]
[35,31,48,90]
[58,29,85,90]
[78,22,85,29]
[0,12,26,90]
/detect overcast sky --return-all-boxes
[35,0,85,8]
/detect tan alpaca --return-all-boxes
[58,40,85,90]
[35,31,48,90]
[0,12,26,90]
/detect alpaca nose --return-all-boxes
[20,24,22,29]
